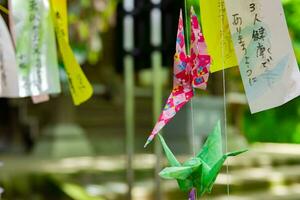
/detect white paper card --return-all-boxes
[11,0,61,97]
[32,94,50,104]
[225,0,300,113]
[0,15,19,97]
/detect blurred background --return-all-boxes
[0,0,300,199]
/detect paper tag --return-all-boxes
[0,15,19,97]
[225,0,300,113]
[51,0,93,105]
[32,94,50,104]
[200,0,238,72]
[50,0,69,42]
[11,0,61,97]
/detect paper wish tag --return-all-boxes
[11,0,61,97]
[32,94,50,104]
[225,0,300,113]
[50,0,93,106]
[0,15,19,97]
[200,0,238,72]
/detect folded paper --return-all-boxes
[50,0,93,105]
[225,0,300,113]
[145,8,211,147]
[158,121,247,198]
[11,0,61,97]
[0,15,19,97]
[184,0,201,53]
[200,0,238,72]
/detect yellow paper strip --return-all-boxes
[50,0,69,42]
[200,0,238,73]
[50,0,93,105]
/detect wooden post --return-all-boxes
[123,0,135,199]
[150,1,163,199]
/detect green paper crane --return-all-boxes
[158,121,247,198]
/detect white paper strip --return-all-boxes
[225,0,300,113]
[0,15,19,97]
[11,0,61,97]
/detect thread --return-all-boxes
[219,0,231,198]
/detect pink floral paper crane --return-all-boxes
[145,7,211,147]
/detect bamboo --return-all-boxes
[123,0,135,199]
[151,2,163,199]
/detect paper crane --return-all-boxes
[157,121,247,199]
[145,7,211,147]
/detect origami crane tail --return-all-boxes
[159,166,194,192]
[157,134,194,192]
[190,6,211,90]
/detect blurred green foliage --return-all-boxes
[283,0,300,61]
[243,0,300,144]
[68,0,118,65]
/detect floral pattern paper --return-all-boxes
[145,8,211,147]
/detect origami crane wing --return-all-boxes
[145,11,194,147]
[159,166,194,180]
[190,7,211,90]
[196,120,223,166]
[160,156,202,180]
[173,10,189,88]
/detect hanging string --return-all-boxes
[184,1,198,199]
[190,99,196,157]
[190,98,198,199]
[219,0,230,199]
[184,0,190,53]
[0,5,9,15]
